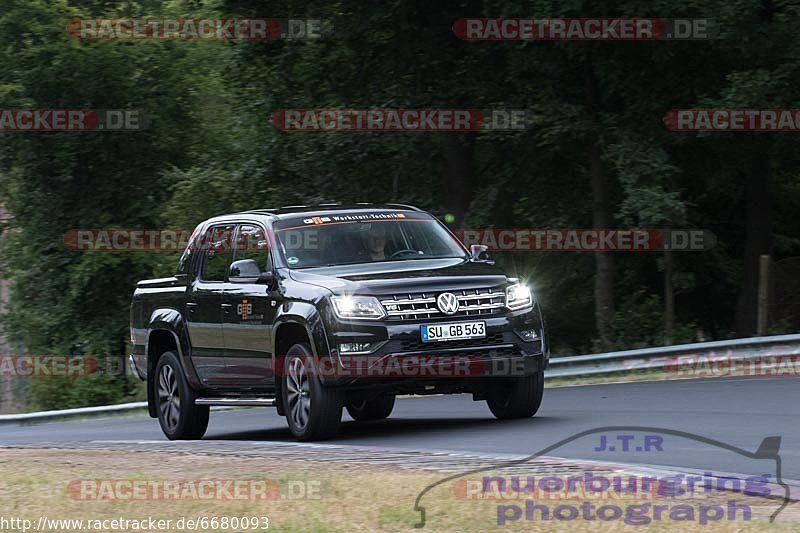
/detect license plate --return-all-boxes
[421,321,486,342]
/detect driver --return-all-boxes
[361,223,387,261]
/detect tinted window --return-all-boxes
[273,212,466,268]
[199,224,235,281]
[176,224,202,276]
[233,224,272,272]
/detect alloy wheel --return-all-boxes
[286,357,311,430]
[158,364,180,431]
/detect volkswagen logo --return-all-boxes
[436,292,460,315]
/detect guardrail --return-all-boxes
[545,333,800,378]
[1,334,798,425]
[0,401,148,425]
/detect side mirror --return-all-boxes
[229,259,273,284]
[470,244,493,263]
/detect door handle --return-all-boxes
[186,302,198,313]
[221,303,233,313]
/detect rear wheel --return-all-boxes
[282,343,343,441]
[154,351,209,440]
[486,370,544,419]
[346,394,395,421]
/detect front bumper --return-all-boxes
[320,304,548,387]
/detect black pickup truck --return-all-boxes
[130,204,548,441]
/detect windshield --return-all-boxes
[273,212,467,268]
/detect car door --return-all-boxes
[220,223,277,390]
[186,222,235,387]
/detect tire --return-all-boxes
[154,351,209,440]
[346,394,395,421]
[282,343,343,441]
[486,370,544,419]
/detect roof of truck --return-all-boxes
[236,203,424,218]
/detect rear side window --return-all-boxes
[176,224,202,276]
[199,224,236,282]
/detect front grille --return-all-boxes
[400,332,507,353]
[381,287,506,321]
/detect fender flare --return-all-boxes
[271,302,332,362]
[145,308,202,417]
[272,302,334,414]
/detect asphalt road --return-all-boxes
[2,376,798,481]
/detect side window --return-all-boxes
[234,224,272,271]
[199,224,236,282]
[176,224,202,276]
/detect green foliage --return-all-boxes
[1,0,800,409]
[603,289,698,352]
[26,368,145,412]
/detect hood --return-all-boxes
[287,258,510,295]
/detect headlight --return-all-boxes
[331,295,386,320]
[505,284,533,311]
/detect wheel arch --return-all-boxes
[272,307,332,416]
[145,308,201,417]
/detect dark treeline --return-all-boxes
[0,0,798,408]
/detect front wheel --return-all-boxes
[486,370,544,419]
[282,343,343,441]
[346,394,395,421]
[154,351,209,440]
